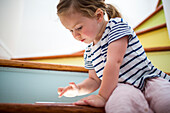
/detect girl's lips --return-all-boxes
[81,39,85,42]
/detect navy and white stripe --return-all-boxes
[84,18,170,90]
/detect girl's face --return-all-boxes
[59,11,103,44]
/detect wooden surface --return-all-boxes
[0,103,105,113]
[135,23,166,35]
[144,46,170,52]
[0,59,88,73]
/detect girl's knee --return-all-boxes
[152,98,170,113]
[145,77,170,113]
[105,100,132,113]
[105,83,152,113]
[154,104,170,113]
[105,98,152,113]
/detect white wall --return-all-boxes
[0,0,159,59]
[0,41,12,59]
[16,0,87,58]
[0,0,23,59]
[106,0,158,27]
[162,0,170,39]
[0,0,87,59]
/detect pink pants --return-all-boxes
[105,77,170,113]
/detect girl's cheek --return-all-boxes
[83,29,93,37]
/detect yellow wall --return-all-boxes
[135,9,166,31]
[146,51,170,73]
[138,27,170,48]
[134,3,170,73]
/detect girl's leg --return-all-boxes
[105,83,153,113]
[144,77,170,113]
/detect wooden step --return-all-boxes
[0,103,105,113]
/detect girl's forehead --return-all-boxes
[59,12,84,29]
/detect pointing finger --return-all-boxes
[58,86,71,98]
[58,87,64,94]
[69,82,77,89]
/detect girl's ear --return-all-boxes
[95,8,104,23]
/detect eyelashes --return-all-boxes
[69,26,83,33]
[76,26,82,31]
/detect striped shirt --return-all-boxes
[84,18,170,90]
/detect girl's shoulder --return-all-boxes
[108,17,128,27]
[106,17,133,35]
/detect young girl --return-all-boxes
[57,0,170,113]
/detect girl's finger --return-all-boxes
[69,82,77,89]
[58,86,71,98]
[57,87,64,94]
[84,100,95,106]
[74,100,88,106]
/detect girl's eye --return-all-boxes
[70,30,73,33]
[76,26,82,31]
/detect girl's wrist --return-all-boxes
[98,94,107,103]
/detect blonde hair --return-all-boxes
[57,0,121,20]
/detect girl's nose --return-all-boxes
[72,31,80,39]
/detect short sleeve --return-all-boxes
[108,18,133,44]
[84,46,94,70]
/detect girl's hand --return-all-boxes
[58,82,79,98]
[73,95,106,107]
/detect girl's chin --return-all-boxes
[83,41,92,44]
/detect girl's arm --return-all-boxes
[58,69,101,97]
[74,36,128,107]
[99,36,128,101]
[77,69,101,96]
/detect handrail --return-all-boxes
[0,59,169,76]
[156,0,162,9]
[0,59,88,73]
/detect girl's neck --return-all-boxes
[93,20,108,45]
